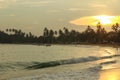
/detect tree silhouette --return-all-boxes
[43,28,49,37]
[84,26,96,43]
[112,23,120,32]
[0,23,120,44]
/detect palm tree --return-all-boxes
[112,23,120,33]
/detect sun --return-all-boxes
[70,15,120,26]
[94,15,115,25]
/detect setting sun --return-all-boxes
[94,15,115,25]
[70,15,120,26]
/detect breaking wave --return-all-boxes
[26,54,120,69]
[0,54,120,71]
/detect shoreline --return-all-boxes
[0,42,120,48]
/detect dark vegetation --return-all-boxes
[0,22,120,44]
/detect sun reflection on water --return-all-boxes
[95,47,120,70]
[99,68,120,80]
[98,47,120,80]
[98,48,117,57]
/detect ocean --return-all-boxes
[0,44,119,80]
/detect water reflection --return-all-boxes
[100,48,117,57]
[101,63,120,70]
[99,47,120,80]
[95,47,120,70]
[99,68,120,80]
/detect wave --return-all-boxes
[100,60,117,65]
[0,54,120,71]
[26,54,120,70]
[8,65,101,80]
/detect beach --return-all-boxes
[0,44,120,80]
[0,63,101,80]
[1,65,120,80]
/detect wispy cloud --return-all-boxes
[47,10,60,13]
[0,0,16,9]
[91,4,107,8]
[21,1,54,7]
[70,16,96,26]
[68,8,87,11]
[89,3,107,8]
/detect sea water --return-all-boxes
[0,44,119,80]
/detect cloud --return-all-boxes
[88,2,107,8]
[47,10,60,13]
[0,0,16,9]
[70,16,96,26]
[90,4,107,8]
[68,8,87,11]
[21,1,54,7]
[0,0,54,8]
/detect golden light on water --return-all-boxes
[99,68,120,80]
[98,48,120,80]
[70,15,120,26]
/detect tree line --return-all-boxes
[0,22,120,44]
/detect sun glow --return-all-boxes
[70,15,120,26]
[94,15,115,25]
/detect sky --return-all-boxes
[0,0,120,35]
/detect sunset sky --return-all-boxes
[0,0,120,35]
